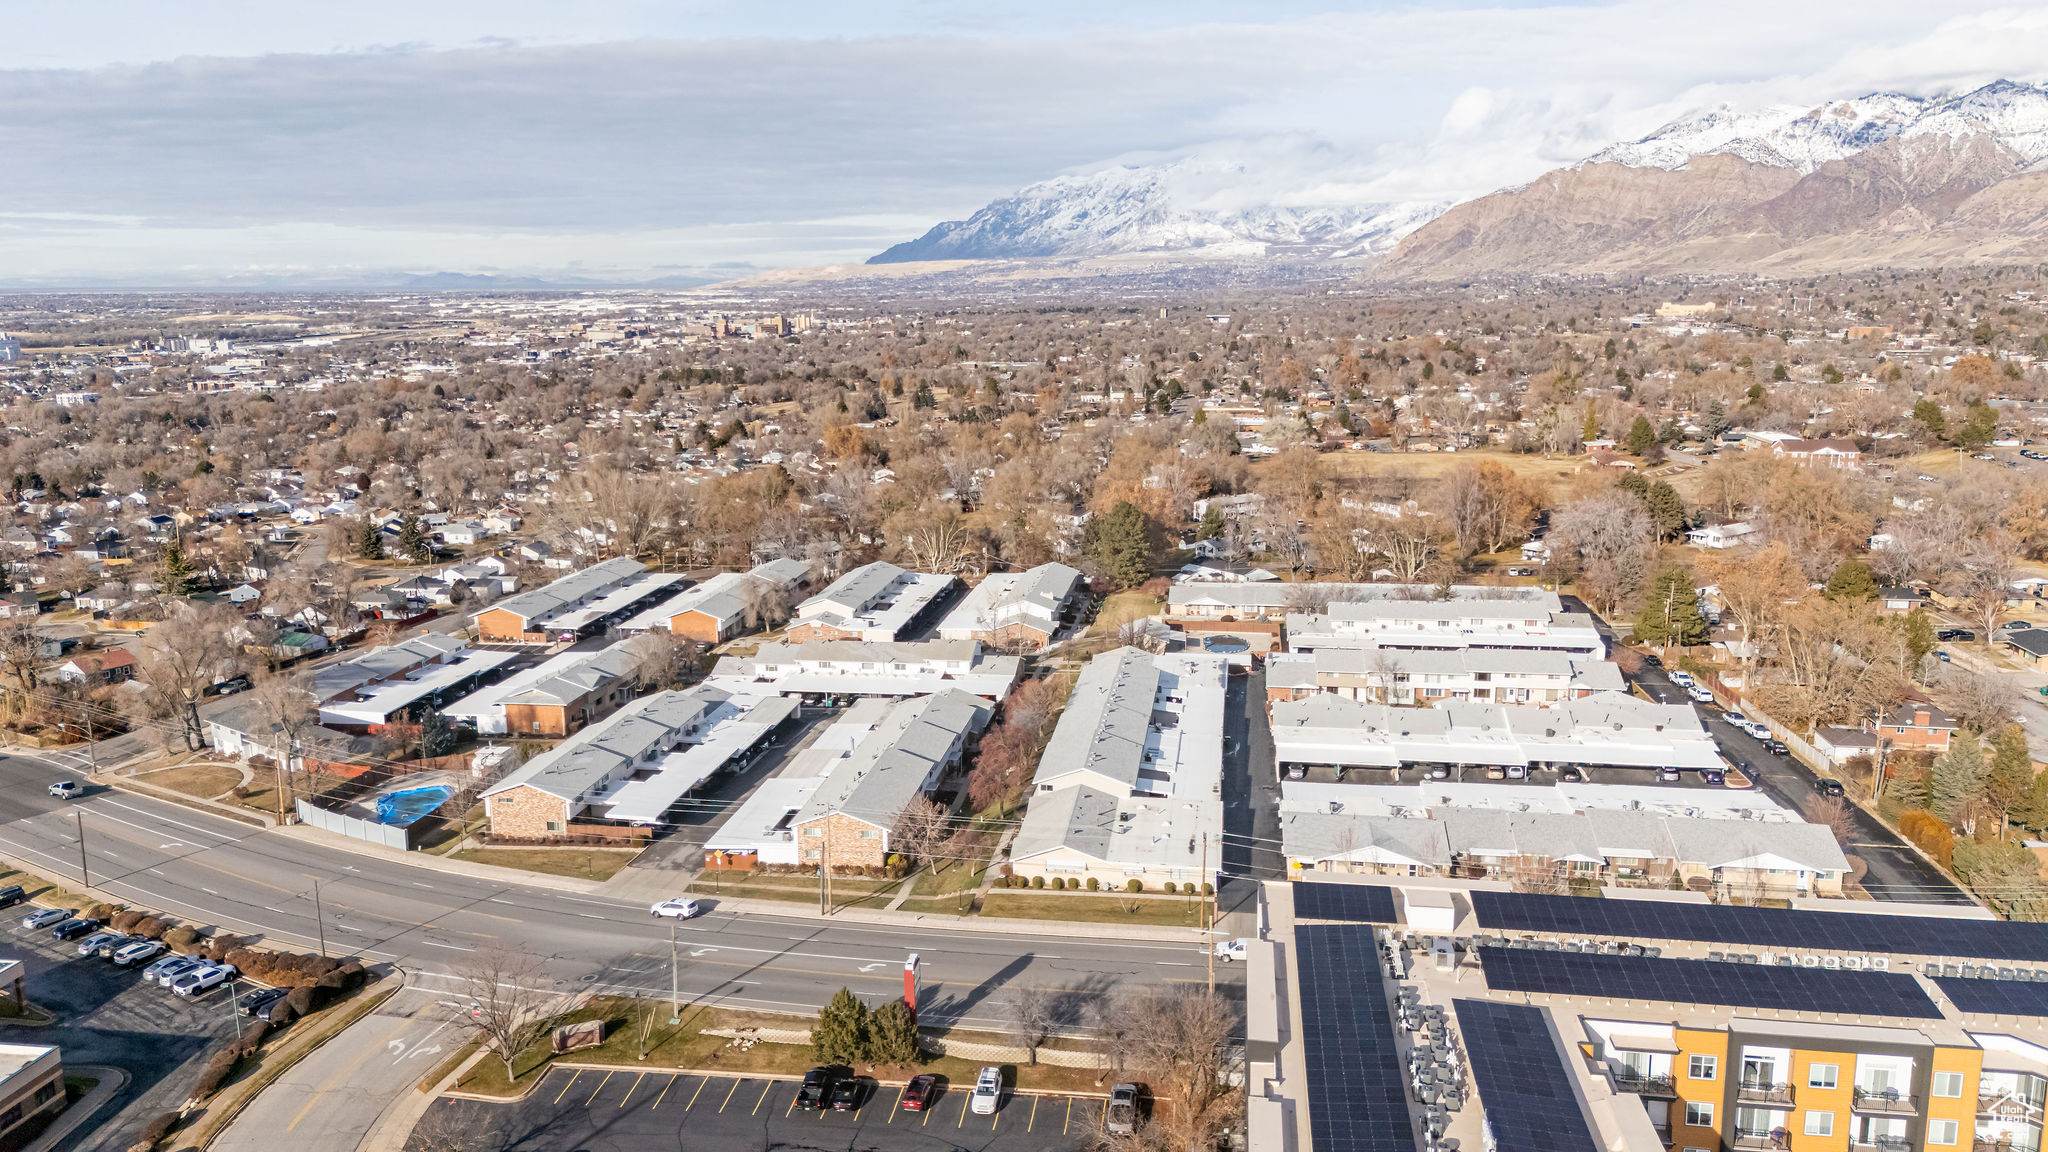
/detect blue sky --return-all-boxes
[4,1,2046,284]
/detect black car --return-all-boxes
[1763,739,1789,756]
[796,1067,833,1110]
[0,884,23,908]
[1816,779,1846,798]
[240,987,289,1017]
[828,1077,867,1112]
[1938,629,1976,643]
[257,992,302,1024]
[50,917,100,941]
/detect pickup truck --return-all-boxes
[1106,1083,1142,1135]
[1213,938,1250,963]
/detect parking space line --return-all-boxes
[720,1078,740,1111]
[585,1070,614,1106]
[785,1088,800,1118]
[552,1070,582,1105]
[888,1084,904,1122]
[686,1076,709,1111]
[752,1081,772,1114]
[619,1072,644,1108]
[957,1092,969,1128]
[651,1074,678,1110]
[1029,1094,1039,1132]
[1064,1095,1073,1134]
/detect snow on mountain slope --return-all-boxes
[869,152,1447,264]
[1586,81,2048,174]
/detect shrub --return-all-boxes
[204,934,244,962]
[264,1000,298,1029]
[867,999,921,1065]
[132,915,170,939]
[231,1020,269,1057]
[1086,876,1100,891]
[111,909,143,931]
[811,988,869,1065]
[1031,875,1045,889]
[1126,879,1143,893]
[1201,883,1214,897]
[162,926,200,954]
[1161,882,1177,895]
[1900,809,1955,869]
[188,1047,242,1100]
[87,903,122,921]
[129,1111,179,1152]
[285,985,317,1016]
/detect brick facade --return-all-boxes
[475,607,545,644]
[485,783,574,838]
[670,611,724,645]
[792,810,891,870]
[785,621,862,644]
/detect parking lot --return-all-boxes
[410,1067,1114,1152]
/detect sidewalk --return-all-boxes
[274,823,611,894]
[24,1065,127,1152]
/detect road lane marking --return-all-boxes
[686,1076,708,1111]
[287,1013,418,1130]
[413,882,434,889]
[957,1092,969,1127]
[650,1074,677,1109]
[553,1070,582,1104]
[785,1088,799,1117]
[720,1078,740,1111]
[752,1081,771,1113]
[419,940,475,951]
[202,888,219,896]
[585,1070,612,1105]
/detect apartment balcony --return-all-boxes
[1651,1124,1676,1149]
[1733,1131,1789,1151]
[1738,1081,1796,1106]
[1613,1070,1678,1098]
[1851,1138,1912,1152]
[1979,1095,2044,1124]
[1852,1087,1918,1116]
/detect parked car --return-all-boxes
[1689,686,1715,703]
[47,780,80,800]
[1559,767,1585,783]
[239,987,289,1017]
[1938,629,1975,642]
[1484,766,1506,780]
[1701,769,1726,786]
[1426,765,1451,780]
[51,917,100,941]
[76,930,126,957]
[92,933,143,959]
[145,954,206,987]
[257,993,302,1024]
[170,963,236,997]
[1764,739,1790,756]
[1816,779,1846,798]
[1938,651,1952,663]
[20,907,73,931]
[1506,765,1527,779]
[828,1077,867,1111]
[1106,1083,1142,1136]
[650,898,702,919]
[970,1067,1003,1115]
[901,1074,939,1111]
[796,1067,833,1110]
[1213,938,1250,963]
[0,885,24,909]
[207,676,252,697]
[2002,620,2033,632]
[111,939,164,967]
[1658,768,1681,783]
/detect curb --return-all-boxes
[24,1064,129,1152]
[184,978,407,1150]
[272,825,609,895]
[434,1060,1108,1105]
[104,775,273,829]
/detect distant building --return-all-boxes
[0,334,19,363]
[1654,301,1717,318]
[785,561,957,644]
[619,558,812,644]
[1685,521,1756,549]
[473,558,682,643]
[934,562,1086,650]
[1773,437,1862,469]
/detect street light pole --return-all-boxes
[669,918,680,1024]
[312,880,327,959]
[75,811,90,891]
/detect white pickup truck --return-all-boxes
[1213,938,1251,963]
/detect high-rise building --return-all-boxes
[0,334,20,363]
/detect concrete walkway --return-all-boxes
[23,1064,127,1152]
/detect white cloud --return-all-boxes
[5,0,2048,282]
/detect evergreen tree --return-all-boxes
[1084,501,1160,590]
[155,538,196,597]
[355,519,385,561]
[1823,559,1878,602]
[397,512,430,563]
[1623,414,1657,456]
[1930,739,1989,826]
[911,383,937,410]
[1900,608,1937,670]
[866,1000,921,1066]
[1645,481,1688,541]
[1190,407,1207,426]
[812,987,870,1065]
[1911,398,1947,439]
[1888,764,1931,811]
[1581,405,1599,443]
[1635,565,1709,648]
[1616,470,1649,499]
[1985,724,2034,836]
[1196,506,1226,542]
[0,558,12,595]
[2019,770,2048,833]
[1702,400,1729,439]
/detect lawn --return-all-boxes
[977,891,1214,927]
[449,847,640,881]
[1303,448,1584,485]
[138,762,244,801]
[234,770,354,819]
[687,872,900,911]
[1086,591,1163,638]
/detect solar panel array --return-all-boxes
[1295,881,1400,924]
[1478,947,1943,1019]
[1453,1000,1600,1152]
[1472,890,2048,962]
[1296,924,1416,1152]
[1935,977,2048,1018]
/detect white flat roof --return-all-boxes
[603,695,798,823]
[546,573,687,631]
[319,647,516,726]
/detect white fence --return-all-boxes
[296,799,413,851]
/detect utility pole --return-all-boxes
[75,812,89,891]
[312,880,327,959]
[819,836,831,916]
[229,981,243,1040]
[1203,833,1214,995]
[80,709,97,774]
[669,918,680,1024]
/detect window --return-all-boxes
[1689,1055,1719,1080]
[804,827,822,837]
[1932,1071,1964,1099]
[858,829,878,839]
[1808,1064,1839,1090]
[545,821,560,832]
[1803,1112,1834,1137]
[1929,1120,1959,1146]
[1685,1102,1715,1128]
[32,1081,57,1104]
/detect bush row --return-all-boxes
[996,875,1213,895]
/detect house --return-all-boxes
[1684,521,1756,549]
[784,561,958,643]
[933,562,1087,650]
[225,583,262,605]
[442,639,645,737]
[2001,627,2048,668]
[1813,725,1880,765]
[1879,586,1931,614]
[438,520,490,547]
[1772,437,1862,469]
[707,639,1024,701]
[1870,702,1957,752]
[619,558,812,644]
[55,648,136,687]
[472,558,683,643]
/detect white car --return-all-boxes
[970,1066,1002,1115]
[650,898,702,919]
[76,930,126,957]
[1213,938,1250,963]
[170,963,236,997]
[144,954,203,985]
[1668,670,1693,687]
[1689,686,1714,703]
[112,939,164,967]
[47,780,80,800]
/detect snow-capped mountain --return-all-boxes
[1585,80,2048,173]
[869,153,1448,264]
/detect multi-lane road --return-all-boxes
[0,754,1232,1034]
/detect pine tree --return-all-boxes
[911,383,937,410]
[355,519,385,561]
[1084,501,1160,590]
[1823,559,1877,602]
[0,559,12,595]
[1635,565,1709,648]
[1581,405,1599,443]
[1930,739,1988,826]
[2019,771,2048,833]
[867,1000,921,1066]
[1645,481,1688,541]
[1622,414,1657,456]
[397,512,430,563]
[1196,506,1226,542]
[1985,724,2034,837]
[1900,608,1937,670]
[812,987,870,1065]
[155,538,195,597]
[1702,400,1729,439]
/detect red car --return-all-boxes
[901,1074,939,1111]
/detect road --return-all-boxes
[0,757,1234,1035]
[1561,596,1975,907]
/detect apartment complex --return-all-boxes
[473,558,684,643]
[1009,647,1229,889]
[441,639,642,736]
[1258,878,2048,1152]
[1270,694,1723,778]
[784,561,958,643]
[933,561,1087,650]
[706,638,1024,701]
[1266,646,1625,707]
[1284,599,1605,656]
[619,558,812,643]
[311,633,516,731]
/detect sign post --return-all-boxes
[903,953,920,1023]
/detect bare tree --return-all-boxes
[1004,983,1061,1066]
[1807,795,1856,845]
[891,796,952,876]
[1368,516,1440,584]
[132,605,237,751]
[1549,491,1657,616]
[451,946,572,1084]
[248,668,319,818]
[1116,986,1243,1152]
[1944,531,2019,647]
[623,630,689,691]
[0,617,43,703]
